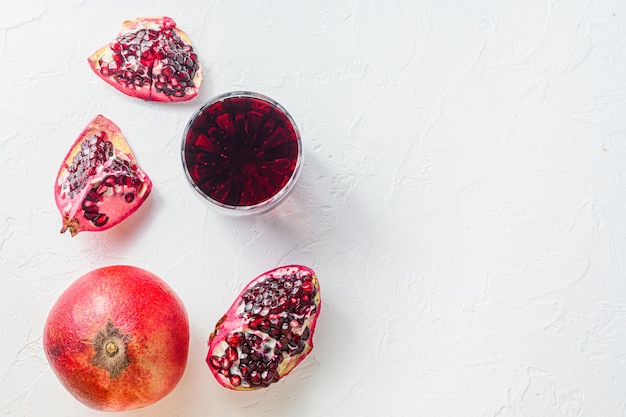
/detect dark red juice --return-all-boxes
[183,93,301,209]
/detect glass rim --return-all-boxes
[181,91,303,216]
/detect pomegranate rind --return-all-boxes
[88,16,202,102]
[120,16,177,33]
[43,265,189,411]
[59,114,134,163]
[207,265,321,390]
[54,114,152,236]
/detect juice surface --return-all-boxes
[183,95,300,207]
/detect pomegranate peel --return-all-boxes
[43,265,189,411]
[207,265,321,390]
[88,16,202,102]
[54,114,152,236]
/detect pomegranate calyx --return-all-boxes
[60,216,80,236]
[91,320,131,378]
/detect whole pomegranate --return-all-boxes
[43,266,189,411]
[88,16,202,102]
[207,265,321,390]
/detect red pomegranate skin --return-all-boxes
[43,265,189,411]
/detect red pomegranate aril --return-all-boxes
[250,317,263,330]
[83,212,98,221]
[301,327,311,341]
[225,346,238,363]
[209,356,221,369]
[93,214,109,227]
[250,371,262,386]
[250,351,263,363]
[226,331,244,347]
[301,280,314,292]
[230,375,242,387]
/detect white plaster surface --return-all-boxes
[2,1,626,416]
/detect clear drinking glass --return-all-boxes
[181,91,303,215]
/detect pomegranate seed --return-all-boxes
[176,71,190,81]
[96,183,108,195]
[209,355,221,369]
[81,199,97,209]
[260,319,271,332]
[250,317,263,330]
[249,371,262,385]
[83,211,100,221]
[251,335,262,348]
[92,214,109,227]
[229,375,242,387]
[113,53,123,65]
[225,346,238,363]
[301,327,310,341]
[261,370,274,384]
[226,332,244,347]
[140,50,154,66]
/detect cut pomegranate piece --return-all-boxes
[54,115,152,236]
[207,265,321,390]
[88,16,202,102]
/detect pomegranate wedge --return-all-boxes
[88,16,202,102]
[207,265,321,390]
[54,115,152,236]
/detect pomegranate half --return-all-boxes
[54,115,152,236]
[207,265,321,390]
[43,265,189,411]
[88,16,202,102]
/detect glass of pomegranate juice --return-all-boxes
[182,91,302,215]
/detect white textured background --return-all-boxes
[2,1,626,416]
